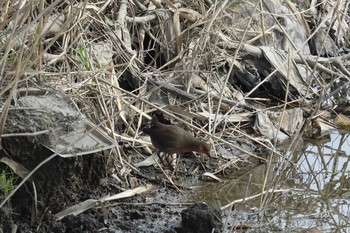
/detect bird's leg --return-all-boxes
[156,152,168,167]
[156,153,177,171]
[171,154,181,177]
[166,153,177,171]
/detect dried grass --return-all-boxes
[0,0,349,220]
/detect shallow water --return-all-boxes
[190,131,350,232]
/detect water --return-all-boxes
[190,131,350,232]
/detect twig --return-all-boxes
[220,188,291,211]
[1,130,50,137]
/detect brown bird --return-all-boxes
[143,115,211,156]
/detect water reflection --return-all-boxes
[190,131,350,232]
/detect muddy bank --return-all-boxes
[0,147,225,233]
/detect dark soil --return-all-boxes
[0,138,222,233]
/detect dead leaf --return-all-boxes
[334,114,350,127]
[0,157,30,179]
[202,172,223,182]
